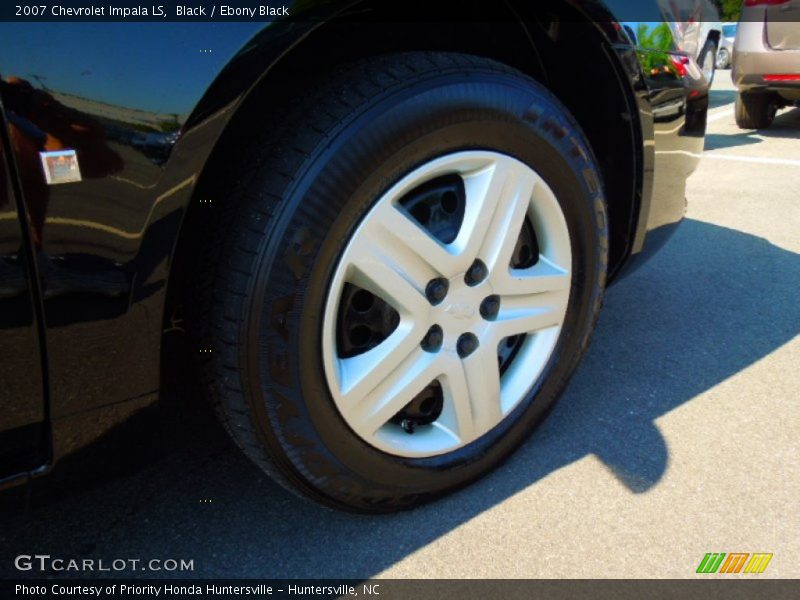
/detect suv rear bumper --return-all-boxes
[733,50,800,101]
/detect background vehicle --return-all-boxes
[662,0,722,83]
[733,0,800,129]
[0,1,710,512]
[716,22,738,69]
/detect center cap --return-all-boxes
[444,302,475,320]
[434,280,489,337]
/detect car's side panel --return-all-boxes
[560,2,707,271]
[612,21,707,269]
[0,23,264,423]
[0,100,47,481]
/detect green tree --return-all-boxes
[636,23,673,75]
[637,22,674,52]
[711,0,743,21]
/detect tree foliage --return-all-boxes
[710,0,744,21]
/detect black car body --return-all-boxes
[0,0,712,506]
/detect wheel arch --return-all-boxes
[166,0,644,326]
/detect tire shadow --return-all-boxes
[1,219,798,579]
[705,107,800,151]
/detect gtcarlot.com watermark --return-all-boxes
[14,554,194,573]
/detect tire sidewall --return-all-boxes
[244,70,607,508]
[699,40,717,85]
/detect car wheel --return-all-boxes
[192,52,608,512]
[715,48,729,70]
[735,92,778,129]
[698,40,717,84]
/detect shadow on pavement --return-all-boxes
[708,88,736,110]
[705,107,800,151]
[1,219,798,579]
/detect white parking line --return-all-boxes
[704,154,800,166]
[707,109,734,123]
[656,149,800,167]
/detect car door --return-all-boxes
[0,98,47,481]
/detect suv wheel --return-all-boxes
[698,39,717,84]
[735,92,778,130]
[191,52,608,512]
[715,48,729,70]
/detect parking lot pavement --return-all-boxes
[1,74,798,580]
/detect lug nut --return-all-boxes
[421,325,444,353]
[480,295,501,321]
[465,259,488,287]
[457,333,479,358]
[400,418,416,434]
[425,278,449,305]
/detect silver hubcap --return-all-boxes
[702,49,715,81]
[716,49,728,69]
[322,151,572,457]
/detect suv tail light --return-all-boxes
[763,74,800,81]
[670,55,691,77]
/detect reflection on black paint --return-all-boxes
[0,23,261,426]
[0,120,46,476]
[1,75,124,245]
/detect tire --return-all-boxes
[715,48,729,70]
[735,92,777,129]
[191,52,608,512]
[698,39,717,84]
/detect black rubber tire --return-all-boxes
[191,52,608,512]
[735,92,777,130]
[698,39,718,85]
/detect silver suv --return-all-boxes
[716,22,737,69]
[733,0,800,129]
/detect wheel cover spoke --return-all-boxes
[364,201,461,282]
[345,348,444,435]
[322,151,573,457]
[347,232,431,318]
[460,347,503,433]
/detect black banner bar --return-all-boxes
[2,0,796,23]
[3,579,800,600]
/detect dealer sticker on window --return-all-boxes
[40,149,82,185]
